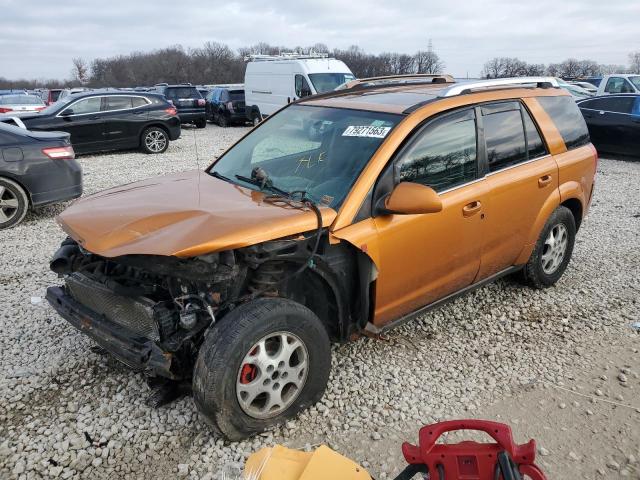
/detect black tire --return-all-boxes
[195,118,207,129]
[193,297,331,441]
[140,126,169,154]
[0,177,29,229]
[522,205,576,289]
[251,111,262,126]
[217,112,229,128]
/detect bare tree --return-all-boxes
[481,57,527,78]
[629,51,640,74]
[71,57,89,85]
[414,50,444,74]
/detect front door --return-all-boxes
[372,108,487,324]
[54,96,105,152]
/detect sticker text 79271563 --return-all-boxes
[342,125,391,138]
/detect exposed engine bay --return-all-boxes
[47,231,370,381]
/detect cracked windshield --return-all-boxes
[210,105,401,208]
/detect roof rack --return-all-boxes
[244,52,329,62]
[338,74,455,91]
[439,77,560,97]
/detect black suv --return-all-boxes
[153,84,207,128]
[205,86,246,127]
[1,91,181,155]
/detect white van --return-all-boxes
[244,54,355,125]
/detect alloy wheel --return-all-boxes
[236,331,309,419]
[0,185,20,224]
[541,223,568,274]
[145,130,167,153]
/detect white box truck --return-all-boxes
[243,53,355,125]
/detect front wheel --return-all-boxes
[140,127,168,154]
[217,112,229,128]
[195,118,207,129]
[192,297,331,441]
[522,206,576,288]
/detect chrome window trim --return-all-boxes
[55,95,151,118]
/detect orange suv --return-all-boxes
[46,75,597,440]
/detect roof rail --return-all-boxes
[339,74,455,91]
[244,52,329,62]
[439,77,560,97]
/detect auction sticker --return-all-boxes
[342,125,391,138]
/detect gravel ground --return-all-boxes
[1,125,638,479]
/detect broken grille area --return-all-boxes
[66,273,161,342]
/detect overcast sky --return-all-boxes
[1,0,638,80]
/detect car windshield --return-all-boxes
[629,76,640,90]
[0,95,44,105]
[308,73,356,93]
[209,104,402,209]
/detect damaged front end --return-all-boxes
[46,237,242,380]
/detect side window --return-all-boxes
[396,109,477,192]
[482,102,527,172]
[522,108,548,159]
[578,98,608,111]
[601,97,635,114]
[295,75,312,98]
[61,97,101,115]
[605,77,634,94]
[537,96,590,150]
[131,96,149,108]
[104,96,133,111]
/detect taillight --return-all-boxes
[226,101,234,113]
[197,99,205,107]
[165,107,177,116]
[0,107,13,113]
[42,146,75,160]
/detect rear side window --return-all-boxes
[537,96,589,150]
[522,108,547,160]
[481,102,527,172]
[132,97,149,108]
[604,77,634,94]
[593,97,635,114]
[104,96,132,111]
[397,109,477,192]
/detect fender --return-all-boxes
[558,180,586,212]
[514,188,561,265]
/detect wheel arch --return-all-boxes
[0,174,32,207]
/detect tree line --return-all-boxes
[1,41,639,89]
[481,53,640,79]
[0,41,444,89]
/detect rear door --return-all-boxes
[101,95,148,148]
[477,101,558,280]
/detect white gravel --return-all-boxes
[1,124,638,479]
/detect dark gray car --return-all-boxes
[0,122,82,228]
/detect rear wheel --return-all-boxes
[217,112,229,128]
[140,127,168,154]
[195,118,207,129]
[192,297,331,440]
[0,177,29,229]
[251,111,262,126]
[522,206,576,288]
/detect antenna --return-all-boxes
[193,127,200,170]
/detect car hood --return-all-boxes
[57,170,337,258]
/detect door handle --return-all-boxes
[538,175,552,187]
[462,201,482,217]
[598,110,605,115]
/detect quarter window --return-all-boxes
[536,96,590,150]
[61,97,101,115]
[482,102,527,172]
[396,109,477,192]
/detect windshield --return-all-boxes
[308,73,356,93]
[0,95,44,105]
[629,76,640,90]
[209,104,402,209]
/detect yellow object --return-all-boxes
[244,444,372,480]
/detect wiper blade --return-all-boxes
[235,174,290,197]
[210,170,234,183]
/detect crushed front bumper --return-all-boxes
[46,286,176,379]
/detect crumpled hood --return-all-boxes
[57,170,337,258]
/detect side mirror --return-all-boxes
[378,182,442,215]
